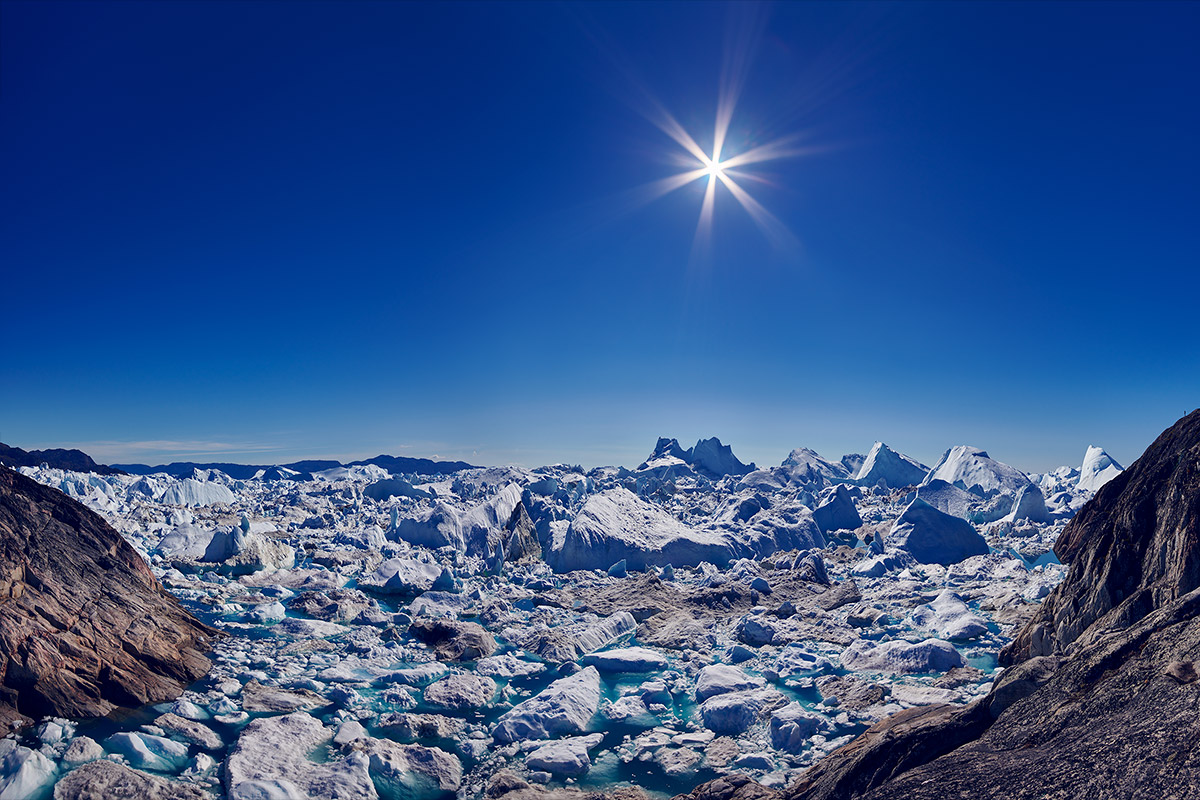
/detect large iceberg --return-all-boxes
[884,497,989,565]
[1077,445,1123,492]
[922,445,1032,498]
[855,441,928,488]
[492,667,601,743]
[548,488,736,572]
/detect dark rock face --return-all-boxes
[1003,408,1200,663]
[0,468,215,726]
[0,442,122,475]
[676,409,1200,800]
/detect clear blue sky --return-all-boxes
[2,1,1197,472]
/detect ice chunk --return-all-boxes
[225,712,376,800]
[884,498,988,565]
[699,688,784,734]
[695,664,765,702]
[840,638,965,673]
[525,733,603,776]
[492,667,601,743]
[0,740,56,800]
[855,442,928,489]
[105,731,191,772]
[549,489,735,572]
[359,558,443,595]
[581,647,668,673]
[812,484,863,533]
[922,446,1033,498]
[909,590,989,640]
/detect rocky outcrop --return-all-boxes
[0,468,214,727]
[0,442,122,475]
[1003,408,1200,663]
[408,618,497,661]
[677,409,1200,800]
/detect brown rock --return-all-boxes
[0,468,214,727]
[673,773,782,800]
[408,618,496,661]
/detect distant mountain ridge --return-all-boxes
[113,453,478,479]
[0,442,123,475]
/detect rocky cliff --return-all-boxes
[677,409,1200,800]
[0,467,215,727]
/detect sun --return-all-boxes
[701,155,726,180]
[629,98,808,253]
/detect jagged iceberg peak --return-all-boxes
[780,447,849,480]
[854,441,928,489]
[921,444,1032,498]
[637,438,691,471]
[1077,444,1124,492]
[688,436,754,477]
[637,436,754,477]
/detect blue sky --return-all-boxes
[2,1,1197,472]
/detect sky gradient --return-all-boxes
[2,1,1198,473]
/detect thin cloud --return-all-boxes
[65,440,287,462]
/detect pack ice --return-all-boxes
[2,435,1119,799]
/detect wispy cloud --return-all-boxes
[62,440,287,463]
